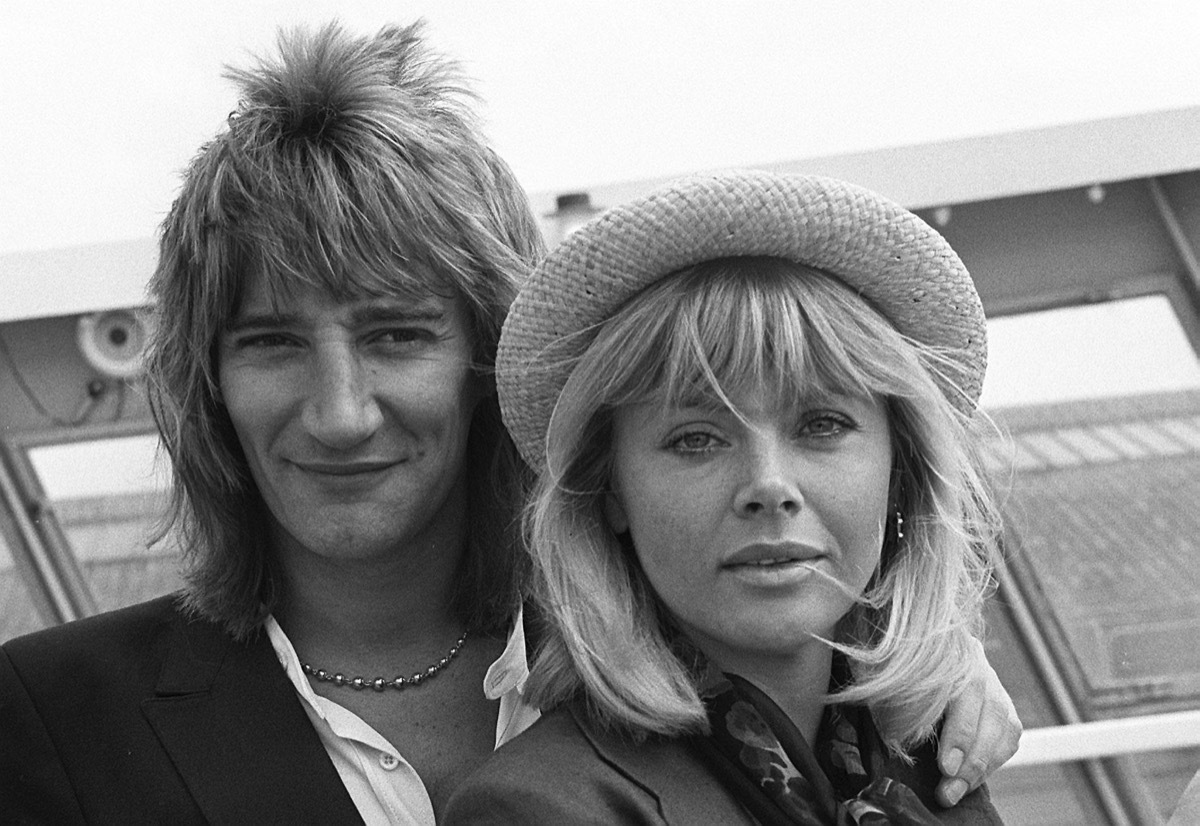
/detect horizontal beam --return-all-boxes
[0,238,155,324]
[531,106,1200,218]
[1005,710,1200,767]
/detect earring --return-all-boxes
[894,507,905,542]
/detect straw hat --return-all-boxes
[498,170,986,471]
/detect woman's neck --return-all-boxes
[708,641,835,746]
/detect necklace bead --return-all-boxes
[301,630,469,692]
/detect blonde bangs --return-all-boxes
[575,257,925,421]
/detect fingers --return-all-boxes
[936,638,1023,807]
[938,638,986,775]
[936,663,984,807]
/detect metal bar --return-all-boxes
[1006,710,1200,767]
[33,498,99,618]
[995,559,1143,826]
[1147,176,1200,301]
[0,446,80,624]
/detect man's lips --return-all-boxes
[290,459,402,476]
[722,542,827,568]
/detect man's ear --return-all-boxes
[604,490,629,534]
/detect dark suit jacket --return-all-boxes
[443,702,1003,825]
[0,594,364,824]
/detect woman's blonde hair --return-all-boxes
[523,256,1001,753]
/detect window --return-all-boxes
[1,431,183,639]
[979,292,1200,823]
[980,294,1200,410]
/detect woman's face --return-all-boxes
[606,385,893,670]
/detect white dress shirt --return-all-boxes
[266,611,540,826]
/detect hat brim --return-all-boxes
[498,171,986,471]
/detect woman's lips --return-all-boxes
[722,541,826,568]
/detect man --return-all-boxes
[0,21,1017,824]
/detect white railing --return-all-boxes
[1005,709,1200,767]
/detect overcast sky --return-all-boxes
[4,1,1200,256]
[5,2,1200,499]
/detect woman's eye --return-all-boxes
[799,412,856,438]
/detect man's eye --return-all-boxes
[668,431,720,452]
[374,328,432,345]
[236,333,295,349]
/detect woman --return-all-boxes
[445,171,1006,824]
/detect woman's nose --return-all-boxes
[301,346,384,449]
[733,435,804,518]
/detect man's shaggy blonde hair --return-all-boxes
[146,21,544,638]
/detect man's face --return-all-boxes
[217,274,481,565]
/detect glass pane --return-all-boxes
[980,294,1200,409]
[26,433,184,614]
[28,434,170,500]
[1130,746,1200,822]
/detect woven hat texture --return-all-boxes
[498,170,986,471]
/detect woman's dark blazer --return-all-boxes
[0,594,364,824]
[443,701,1003,825]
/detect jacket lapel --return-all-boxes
[568,704,753,824]
[142,608,364,823]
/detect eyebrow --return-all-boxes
[352,304,447,326]
[225,302,447,334]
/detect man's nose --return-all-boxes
[301,346,384,449]
[733,434,803,518]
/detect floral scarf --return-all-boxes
[690,669,943,825]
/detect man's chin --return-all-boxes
[265,489,462,563]
[269,509,398,560]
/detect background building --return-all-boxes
[4,107,1199,823]
[3,5,1199,822]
